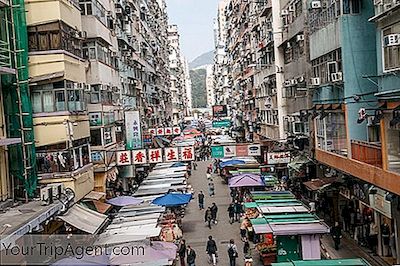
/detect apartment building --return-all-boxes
[168,24,187,125]
[182,57,193,116]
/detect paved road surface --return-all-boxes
[182,160,263,266]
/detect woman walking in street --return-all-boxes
[178,239,187,266]
[208,181,215,197]
[227,239,238,266]
[206,236,218,266]
[227,203,235,224]
[186,245,196,266]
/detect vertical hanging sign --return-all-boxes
[125,111,142,150]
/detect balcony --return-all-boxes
[351,140,382,168]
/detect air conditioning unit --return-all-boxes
[384,34,400,46]
[281,9,289,15]
[116,126,122,132]
[296,34,305,41]
[288,5,295,11]
[367,116,374,126]
[287,42,291,48]
[111,51,117,57]
[40,186,53,205]
[49,183,65,198]
[331,72,343,82]
[384,3,392,10]
[298,76,305,83]
[271,88,277,95]
[123,16,129,22]
[311,77,321,85]
[121,44,128,50]
[290,79,297,85]
[104,131,111,139]
[115,7,123,14]
[284,80,291,87]
[80,31,87,39]
[311,1,322,8]
[84,84,90,92]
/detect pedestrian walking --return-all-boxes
[230,189,237,201]
[206,236,218,266]
[331,222,342,250]
[208,181,215,197]
[193,161,197,170]
[240,218,249,241]
[233,200,242,222]
[227,239,238,266]
[186,245,196,266]
[227,203,235,224]
[211,203,218,224]
[198,191,205,210]
[178,239,187,266]
[243,237,250,256]
[205,207,213,229]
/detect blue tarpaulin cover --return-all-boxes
[152,193,192,207]
[219,159,246,168]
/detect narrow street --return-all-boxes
[183,160,263,266]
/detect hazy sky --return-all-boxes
[166,0,219,62]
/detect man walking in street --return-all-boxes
[227,239,238,266]
[331,222,342,250]
[186,245,196,266]
[206,235,218,266]
[211,203,218,224]
[233,200,242,222]
[227,203,235,224]
[198,191,205,210]
[205,207,213,229]
[178,239,187,266]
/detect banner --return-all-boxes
[165,127,173,135]
[211,144,262,158]
[125,111,142,150]
[212,120,231,128]
[267,152,291,164]
[212,105,228,117]
[173,126,181,135]
[156,128,165,136]
[116,147,195,165]
[148,148,163,163]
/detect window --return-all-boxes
[79,0,106,25]
[104,127,113,145]
[90,129,102,146]
[311,48,342,84]
[316,112,347,156]
[382,23,400,71]
[343,0,361,14]
[90,84,101,103]
[31,81,86,113]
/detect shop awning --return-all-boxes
[84,191,106,201]
[259,205,309,214]
[303,178,336,191]
[253,224,273,234]
[269,222,330,235]
[58,204,108,234]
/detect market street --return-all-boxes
[183,160,263,266]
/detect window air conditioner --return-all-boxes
[311,1,322,8]
[115,7,122,14]
[116,126,122,132]
[331,72,343,82]
[288,5,295,12]
[311,77,320,85]
[296,34,305,41]
[104,132,111,139]
[284,80,291,87]
[290,79,297,85]
[384,34,400,46]
[49,183,65,198]
[281,9,289,15]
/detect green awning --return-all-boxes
[271,258,371,266]
[244,202,259,209]
[250,217,267,225]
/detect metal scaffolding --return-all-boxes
[1,0,37,200]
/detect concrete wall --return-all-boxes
[29,53,86,83]
[33,115,90,147]
[82,16,117,47]
[26,0,82,30]
[310,20,341,60]
[341,1,377,141]
[86,61,120,86]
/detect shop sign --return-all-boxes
[132,149,147,165]
[248,144,261,156]
[224,146,236,157]
[180,146,194,161]
[267,152,291,164]
[149,127,181,136]
[143,134,152,144]
[91,151,104,164]
[165,147,179,162]
[125,111,142,150]
[369,187,392,218]
[212,105,228,117]
[211,146,224,158]
[117,151,132,166]
[148,148,163,163]
[211,144,262,158]
[212,120,231,128]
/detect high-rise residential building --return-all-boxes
[181,57,193,116]
[206,64,215,108]
[168,24,187,124]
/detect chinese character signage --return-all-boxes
[149,128,156,135]
[148,148,163,163]
[212,105,228,117]
[165,127,173,135]
[117,151,132,166]
[267,152,291,164]
[211,144,262,158]
[173,126,181,135]
[125,111,142,150]
[132,149,147,164]
[156,128,165,136]
[180,146,194,161]
[165,147,179,162]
